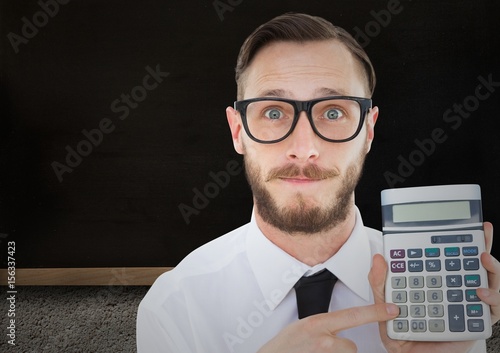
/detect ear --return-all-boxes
[226,106,244,155]
[365,106,379,153]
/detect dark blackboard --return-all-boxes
[1,0,499,268]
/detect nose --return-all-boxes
[286,112,320,162]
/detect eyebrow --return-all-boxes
[315,87,348,96]
[256,87,348,99]
[257,89,289,98]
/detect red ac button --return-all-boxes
[391,261,406,273]
[390,249,405,259]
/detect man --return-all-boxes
[137,13,500,353]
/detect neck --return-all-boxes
[254,203,357,266]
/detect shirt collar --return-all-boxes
[246,207,372,310]
[323,207,372,302]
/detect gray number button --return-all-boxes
[391,276,406,289]
[429,319,445,332]
[394,320,409,332]
[428,304,444,317]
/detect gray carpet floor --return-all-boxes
[2,286,500,352]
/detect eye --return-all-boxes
[323,108,344,120]
[264,108,284,120]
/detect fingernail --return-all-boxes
[386,304,399,315]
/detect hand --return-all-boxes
[476,222,500,323]
[369,222,499,353]
[257,303,399,353]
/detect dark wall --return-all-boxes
[1,0,499,268]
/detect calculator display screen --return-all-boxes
[393,201,471,223]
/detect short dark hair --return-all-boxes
[235,13,376,99]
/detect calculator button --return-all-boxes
[408,260,423,272]
[426,276,442,288]
[425,248,440,257]
[445,259,461,271]
[398,305,408,318]
[447,290,463,302]
[410,305,426,317]
[390,261,406,273]
[465,289,480,302]
[446,275,462,287]
[390,249,405,258]
[409,276,424,288]
[409,290,425,303]
[463,246,479,256]
[444,247,460,257]
[448,304,465,332]
[468,319,484,332]
[393,291,407,303]
[428,304,444,317]
[429,319,445,332]
[410,320,427,332]
[393,320,409,332]
[467,304,483,317]
[391,276,406,289]
[464,275,481,287]
[427,290,443,303]
[463,258,480,271]
[425,259,441,272]
[408,249,423,258]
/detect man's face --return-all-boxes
[227,40,379,234]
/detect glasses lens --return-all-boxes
[245,100,295,142]
[242,98,363,142]
[311,99,361,141]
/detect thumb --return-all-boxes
[369,254,389,305]
[369,254,395,345]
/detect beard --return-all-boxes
[244,151,366,235]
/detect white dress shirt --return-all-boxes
[137,207,486,353]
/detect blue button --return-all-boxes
[448,305,465,332]
[445,259,461,271]
[425,248,440,257]
[467,304,483,316]
[468,319,484,332]
[463,247,479,256]
[408,260,423,272]
[408,249,423,258]
[466,289,480,302]
[446,275,462,287]
[426,260,441,272]
[447,290,464,302]
[465,275,481,287]
[445,247,460,257]
[463,258,480,271]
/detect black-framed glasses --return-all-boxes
[234,96,372,144]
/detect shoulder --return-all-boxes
[176,222,250,273]
[141,222,251,305]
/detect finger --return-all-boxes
[483,222,493,253]
[476,287,500,323]
[369,254,394,342]
[481,252,500,291]
[311,303,399,335]
[368,254,388,305]
[478,250,500,323]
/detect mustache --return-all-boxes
[265,164,340,182]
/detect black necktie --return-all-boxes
[294,269,337,319]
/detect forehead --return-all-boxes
[242,40,368,99]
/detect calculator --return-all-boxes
[381,184,492,341]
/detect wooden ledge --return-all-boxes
[0,267,173,286]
